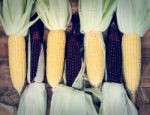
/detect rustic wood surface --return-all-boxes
[0,0,150,114]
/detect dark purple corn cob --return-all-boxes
[65,13,83,86]
[106,14,123,83]
[29,13,44,82]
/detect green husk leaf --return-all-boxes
[36,0,71,30]
[36,0,51,29]
[117,0,150,37]
[0,0,37,36]
[79,0,117,33]
[101,0,117,31]
[100,83,138,115]
[17,83,47,115]
[50,85,98,115]
[0,2,8,32]
[103,0,116,18]
[146,0,150,27]
[31,3,36,17]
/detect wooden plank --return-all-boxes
[140,88,150,103]
[142,58,150,78]
[142,29,150,49]
[0,67,12,88]
[140,80,150,88]
[142,48,150,58]
[0,25,7,37]
[0,103,16,115]
[0,58,12,88]
[0,24,8,58]
[0,38,8,58]
[137,87,150,105]
[141,58,150,80]
[0,106,14,115]
[0,58,9,69]
[139,104,150,115]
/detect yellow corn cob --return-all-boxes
[47,30,65,88]
[85,31,105,87]
[122,34,141,95]
[8,36,26,93]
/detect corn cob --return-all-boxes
[0,0,37,94]
[29,14,44,82]
[122,34,141,94]
[47,30,66,87]
[85,31,105,87]
[79,0,117,88]
[65,14,82,86]
[66,37,81,86]
[36,0,71,88]
[8,36,26,93]
[116,0,150,103]
[106,14,123,83]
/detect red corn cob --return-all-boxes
[65,13,83,86]
[106,14,123,83]
[29,13,44,82]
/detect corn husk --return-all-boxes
[79,0,117,87]
[146,0,150,27]
[0,0,38,36]
[146,0,150,11]
[36,0,71,30]
[17,83,47,115]
[117,0,150,37]
[100,83,138,115]
[0,0,38,93]
[79,0,117,33]
[50,85,97,115]
[36,0,71,87]
[117,0,150,98]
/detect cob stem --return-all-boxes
[46,30,66,88]
[122,34,141,94]
[8,36,26,93]
[85,31,105,87]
